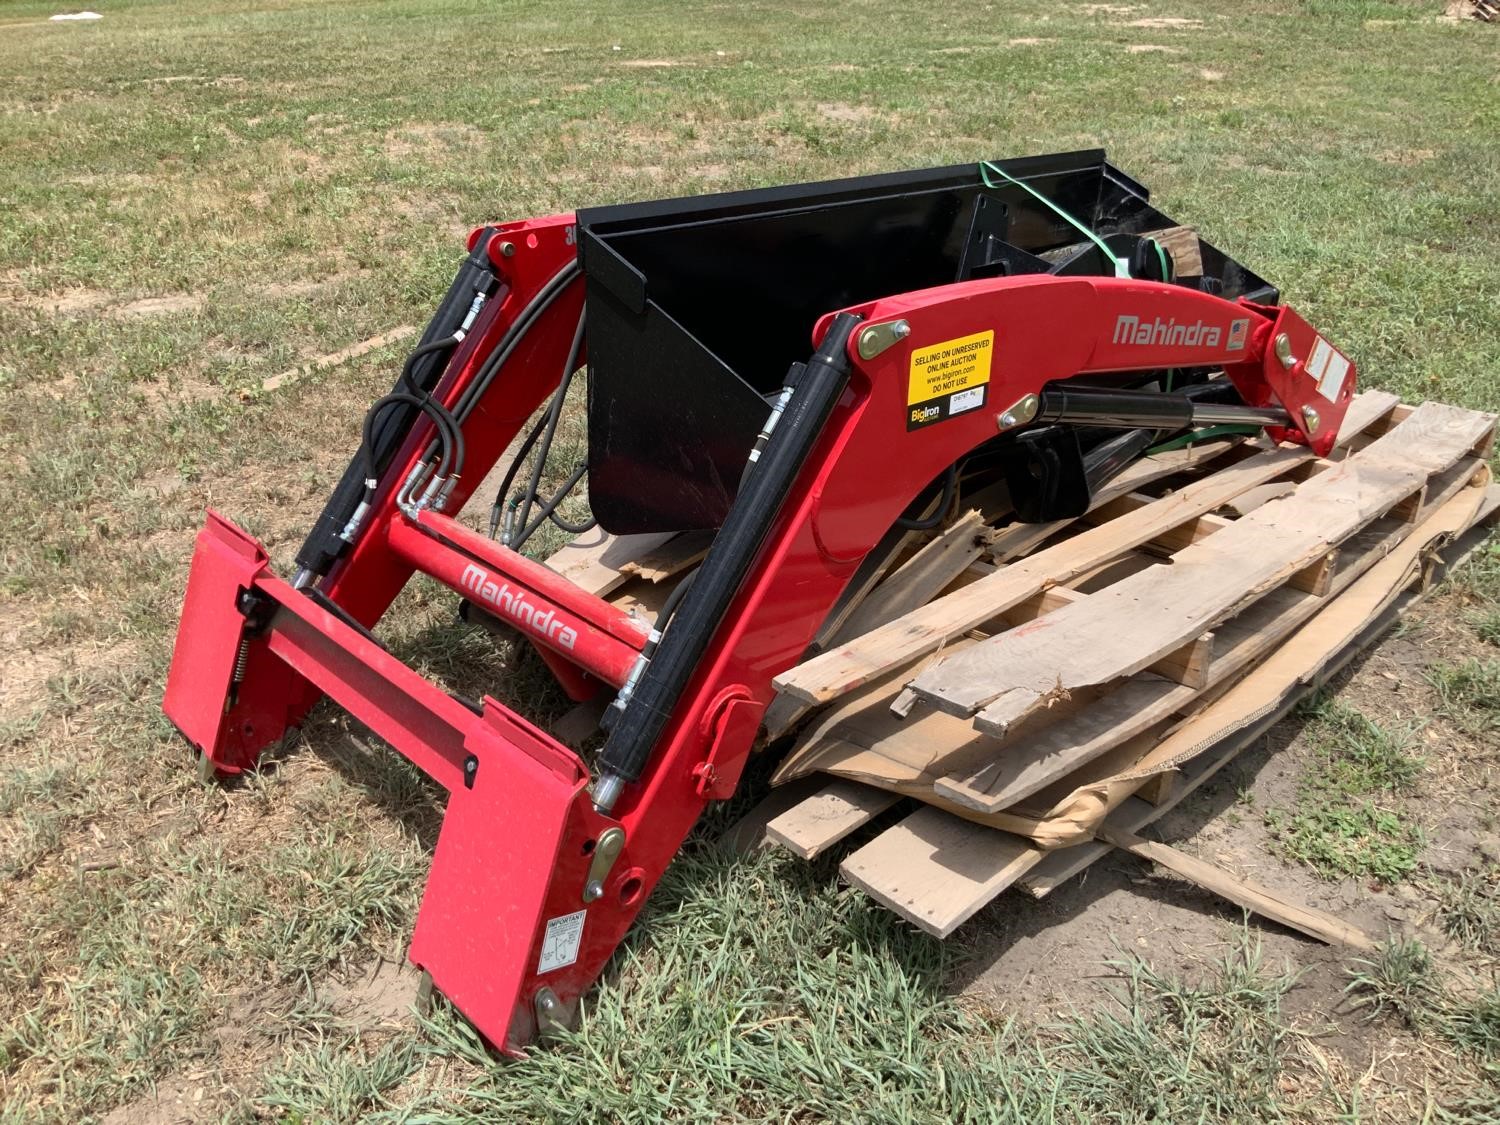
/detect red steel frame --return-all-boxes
[163,212,1355,1053]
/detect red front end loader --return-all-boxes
[163,151,1355,1052]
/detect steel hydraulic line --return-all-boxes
[1032,385,1291,431]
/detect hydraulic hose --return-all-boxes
[514,311,587,544]
[293,232,500,582]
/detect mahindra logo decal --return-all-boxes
[1114,314,1247,351]
[461,563,578,651]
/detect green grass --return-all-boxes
[400,869,1327,1124]
[1428,657,1500,732]
[2,0,1499,1119]
[1431,865,1500,956]
[1264,696,1427,882]
[1345,936,1440,1027]
[1347,936,1500,1087]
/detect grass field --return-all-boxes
[1,0,1497,1120]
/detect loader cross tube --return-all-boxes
[385,511,648,689]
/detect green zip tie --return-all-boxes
[980,160,1131,279]
[1148,423,1262,455]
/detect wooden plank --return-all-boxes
[544,527,676,597]
[1135,769,1177,807]
[912,403,1493,730]
[1020,736,1247,898]
[781,459,1482,811]
[718,775,827,855]
[1391,485,1427,524]
[1148,512,1232,555]
[936,454,1491,814]
[1151,630,1214,688]
[1286,550,1337,596]
[1332,389,1402,450]
[251,324,418,396]
[773,445,1315,706]
[835,511,992,642]
[1220,481,1295,518]
[955,677,1185,804]
[1089,491,1232,554]
[619,530,715,582]
[1098,826,1376,950]
[550,697,606,749]
[805,474,1493,937]
[765,779,902,859]
[838,805,1039,938]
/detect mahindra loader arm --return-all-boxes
[163,152,1355,1052]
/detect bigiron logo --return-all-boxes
[1114,314,1245,350]
[461,564,578,650]
[910,404,942,425]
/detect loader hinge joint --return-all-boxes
[235,587,276,634]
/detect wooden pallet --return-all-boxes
[755,395,1498,937]
[543,394,1498,941]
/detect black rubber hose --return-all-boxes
[549,507,597,535]
[516,461,588,545]
[359,393,461,494]
[418,262,582,472]
[398,337,460,397]
[293,233,498,580]
[593,312,861,800]
[487,416,547,538]
[515,311,587,543]
[894,462,958,531]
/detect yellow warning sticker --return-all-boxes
[908,330,994,407]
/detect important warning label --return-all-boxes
[537,909,586,974]
[906,330,994,430]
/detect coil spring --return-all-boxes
[232,638,251,683]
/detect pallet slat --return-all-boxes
[619,530,715,582]
[545,528,677,597]
[1021,477,1499,897]
[764,779,902,859]
[755,397,1495,941]
[838,805,1038,938]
